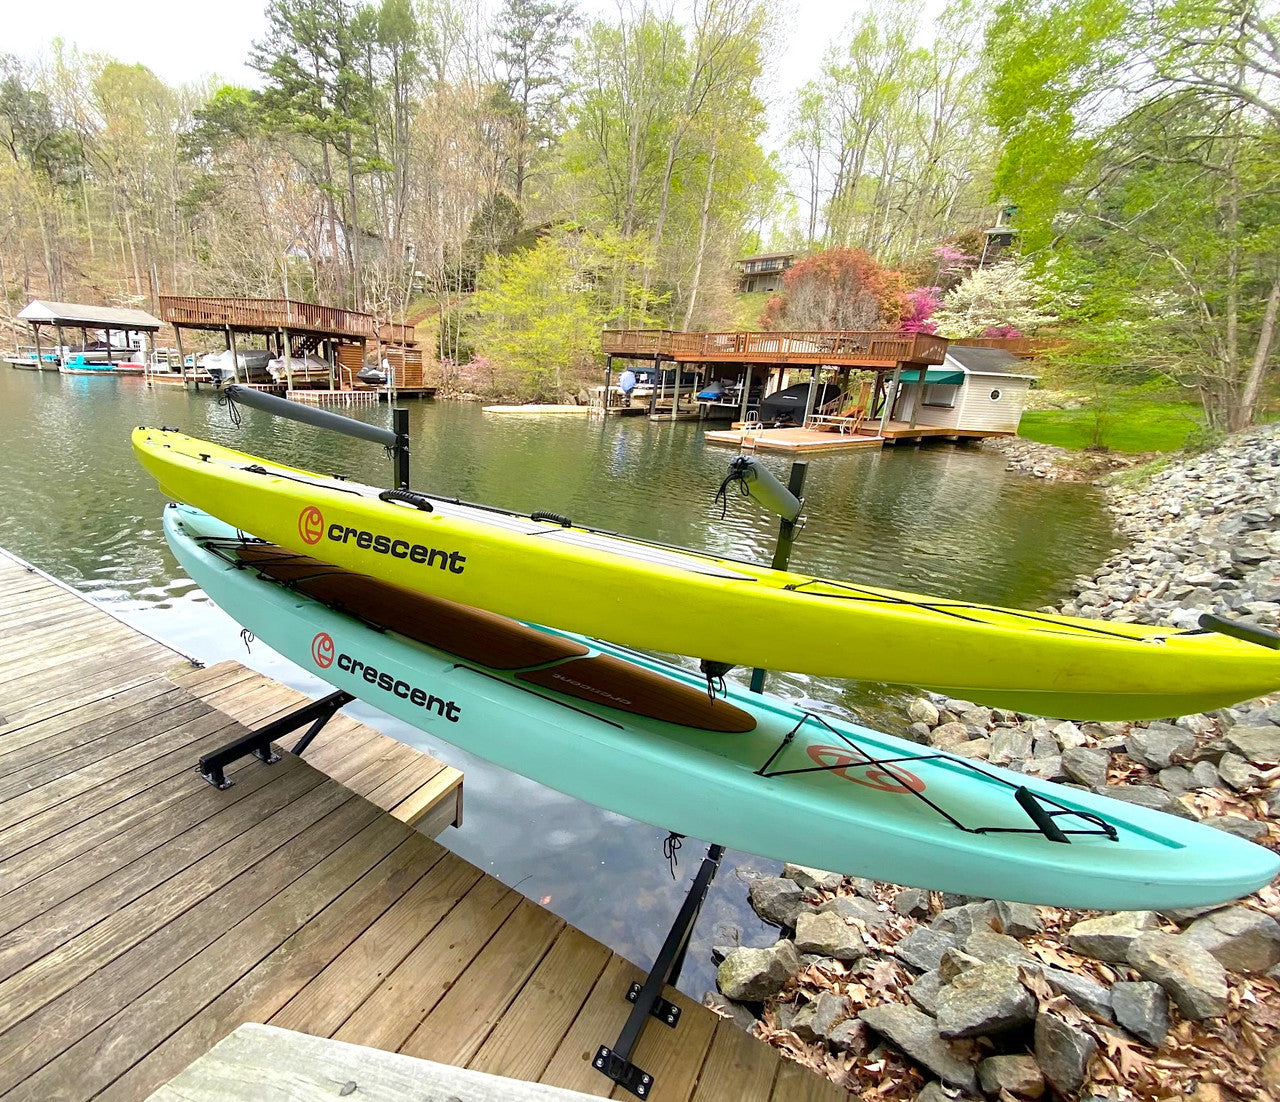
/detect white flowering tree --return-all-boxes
[932,263,1057,338]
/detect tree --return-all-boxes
[493,0,577,202]
[932,262,1056,337]
[760,247,908,330]
[986,0,1280,430]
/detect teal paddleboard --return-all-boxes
[165,504,1278,909]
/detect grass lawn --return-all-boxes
[1017,399,1206,453]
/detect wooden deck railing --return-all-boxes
[160,296,380,340]
[601,328,948,367]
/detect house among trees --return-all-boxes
[736,253,795,294]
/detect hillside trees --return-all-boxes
[987,0,1280,430]
[760,247,908,330]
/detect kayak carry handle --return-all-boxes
[1015,786,1070,844]
[1198,613,1280,650]
[531,511,573,527]
[379,488,434,512]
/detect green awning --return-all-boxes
[898,368,965,385]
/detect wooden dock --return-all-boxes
[0,547,839,1101]
[704,421,1009,453]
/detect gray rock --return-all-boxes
[907,722,934,744]
[1157,903,1224,925]
[1036,965,1114,1021]
[1034,1010,1098,1095]
[1224,725,1280,764]
[717,943,798,1001]
[893,888,931,918]
[930,721,972,750]
[859,1004,979,1092]
[952,738,992,760]
[908,969,943,1016]
[782,863,843,891]
[826,1018,865,1053]
[1022,755,1066,782]
[1127,931,1228,1019]
[1126,723,1197,770]
[1204,814,1269,840]
[817,894,889,928]
[794,910,866,961]
[748,877,809,928]
[936,959,1037,1039]
[1062,747,1112,789]
[897,926,961,973]
[1189,760,1222,789]
[938,948,984,984]
[1217,752,1261,790]
[703,991,758,1032]
[978,1053,1046,1099]
[1101,785,1175,813]
[908,697,941,727]
[1157,765,1195,795]
[990,727,1033,765]
[933,901,1001,941]
[792,991,854,1042]
[1111,981,1170,1047]
[1269,788,1280,817]
[995,900,1044,938]
[963,929,1030,965]
[1176,713,1216,736]
[1067,911,1160,963]
[1052,720,1087,749]
[1184,906,1280,973]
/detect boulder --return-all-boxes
[1217,752,1261,790]
[1126,723,1196,770]
[1204,814,1269,840]
[908,697,941,727]
[1224,725,1280,764]
[893,887,931,918]
[936,959,1037,1039]
[1062,747,1111,789]
[1052,720,1087,749]
[703,991,758,1032]
[990,728,1034,765]
[1110,981,1170,1047]
[1127,931,1228,1019]
[1189,760,1222,789]
[818,894,889,928]
[978,1053,1046,1100]
[859,1004,979,1093]
[794,910,866,961]
[897,926,962,973]
[1066,911,1160,963]
[963,929,1031,965]
[995,901,1044,938]
[1034,1010,1098,1095]
[908,969,943,1016]
[938,948,984,984]
[717,943,799,1001]
[748,877,810,928]
[933,901,1001,941]
[782,863,842,892]
[792,991,854,1042]
[1102,785,1175,813]
[1036,965,1114,1021]
[1022,754,1066,782]
[1184,906,1280,973]
[930,721,972,750]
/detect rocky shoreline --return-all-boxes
[708,426,1280,1099]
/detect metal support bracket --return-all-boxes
[197,689,355,790]
[626,982,680,1027]
[593,842,725,1098]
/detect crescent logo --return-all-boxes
[311,632,335,669]
[806,744,926,793]
[299,506,325,545]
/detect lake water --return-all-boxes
[0,368,1117,999]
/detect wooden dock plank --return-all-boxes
[691,1020,778,1102]
[467,925,612,1082]
[540,954,645,1097]
[398,897,565,1066]
[612,980,719,1101]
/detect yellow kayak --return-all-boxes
[133,427,1280,720]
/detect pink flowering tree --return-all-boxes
[900,287,943,333]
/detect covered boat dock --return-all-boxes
[13,301,163,371]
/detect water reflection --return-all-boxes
[0,370,1116,998]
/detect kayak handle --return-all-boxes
[378,488,434,513]
[531,511,573,527]
[1014,787,1070,844]
[1198,613,1280,650]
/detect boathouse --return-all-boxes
[15,300,163,368]
[891,344,1035,436]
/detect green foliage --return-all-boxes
[471,228,664,399]
[1018,396,1205,453]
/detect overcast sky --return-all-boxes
[5,0,848,137]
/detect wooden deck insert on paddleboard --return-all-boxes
[0,545,830,1101]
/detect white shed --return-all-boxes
[892,345,1035,435]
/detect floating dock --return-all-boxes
[705,420,1009,453]
[0,546,834,1100]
